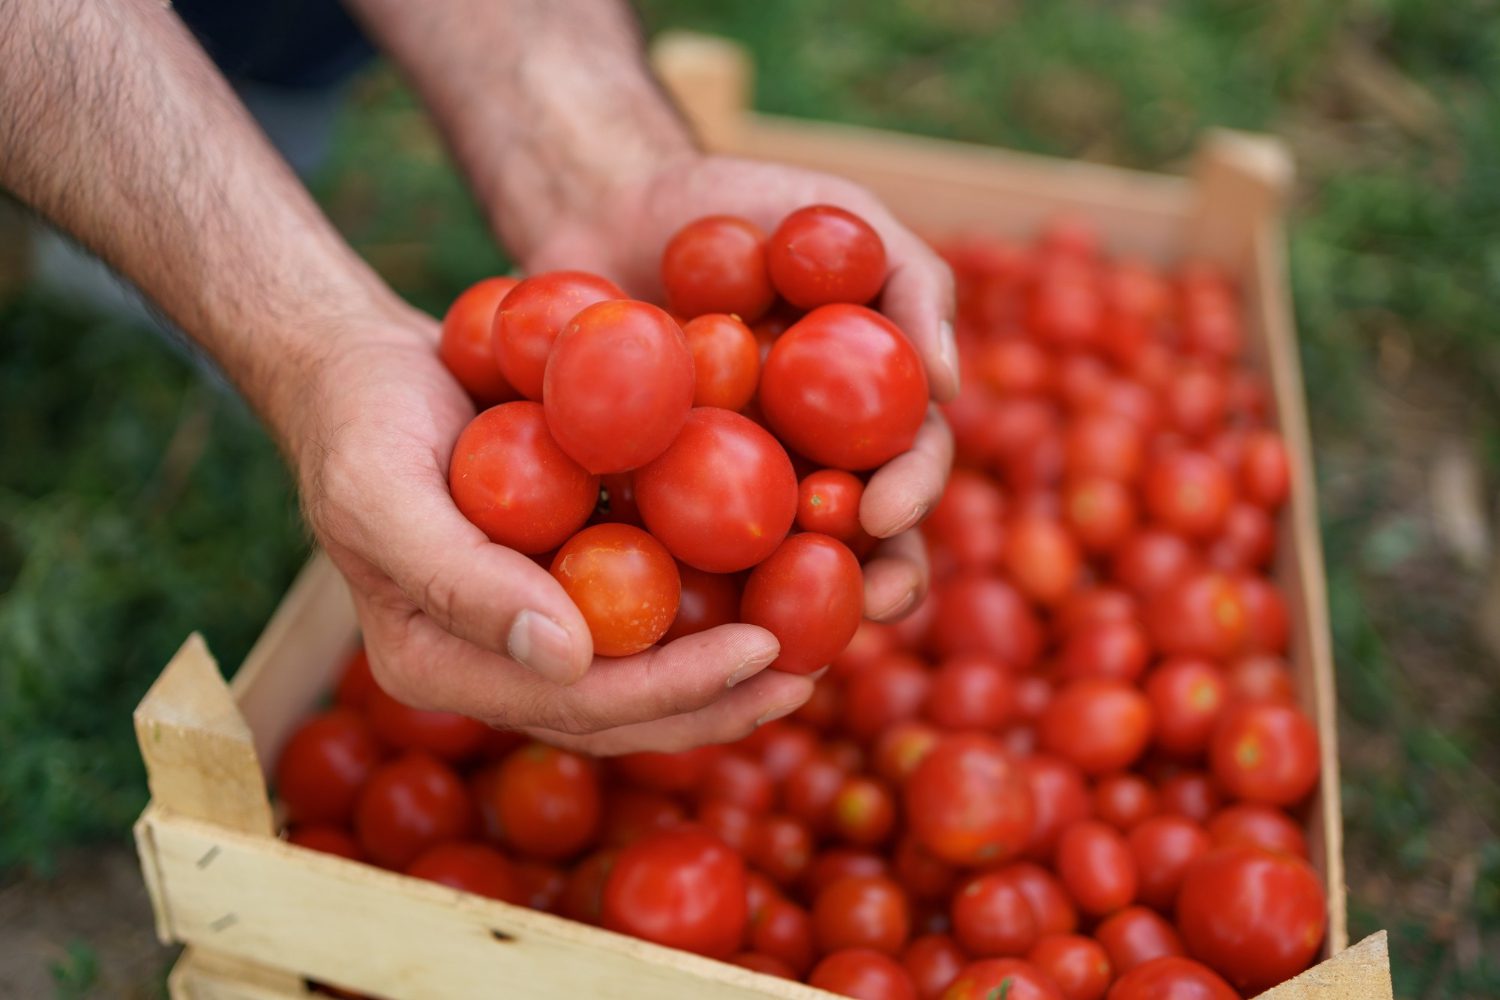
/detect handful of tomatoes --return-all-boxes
[278,216,1326,1000]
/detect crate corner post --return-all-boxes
[1186,129,1295,270]
[650,30,752,152]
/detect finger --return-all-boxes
[860,405,954,538]
[862,528,931,623]
[876,225,960,402]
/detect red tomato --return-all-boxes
[751,896,816,976]
[805,849,891,899]
[1206,501,1274,571]
[366,684,489,763]
[1106,956,1237,1000]
[1056,820,1136,917]
[558,848,617,924]
[661,215,776,322]
[405,842,523,904]
[659,564,740,643]
[334,646,377,710]
[994,863,1078,937]
[903,934,968,1000]
[1144,451,1232,539]
[602,827,748,959]
[783,751,852,830]
[599,788,686,848]
[1015,676,1054,722]
[354,752,474,869]
[1040,679,1153,776]
[1095,906,1184,973]
[927,575,1043,669]
[830,775,898,848]
[760,304,929,471]
[978,337,1053,396]
[1056,353,1112,411]
[943,958,1064,1000]
[492,271,624,400]
[748,813,815,886]
[1158,771,1222,824]
[833,620,902,677]
[635,408,797,572]
[925,469,1008,574]
[1111,529,1199,598]
[731,953,796,979]
[1031,268,1103,352]
[1092,773,1160,831]
[811,948,920,1000]
[1128,816,1211,911]
[594,472,641,526]
[767,204,888,308]
[1235,574,1291,653]
[952,872,1038,958]
[1144,657,1228,757]
[1240,430,1291,509]
[1209,703,1319,806]
[1064,477,1137,553]
[926,655,1016,731]
[511,859,565,912]
[701,753,775,814]
[814,875,912,955]
[1147,571,1247,660]
[439,276,520,405]
[550,523,680,656]
[797,469,875,552]
[893,835,958,901]
[745,870,781,923]
[1225,653,1296,704]
[275,707,382,825]
[1019,755,1093,862]
[794,675,845,730]
[1004,516,1082,606]
[287,825,364,861]
[682,313,761,411]
[1027,934,1112,1000]
[478,742,601,861]
[741,533,864,675]
[749,722,818,782]
[1176,846,1326,993]
[1163,365,1229,439]
[697,800,755,854]
[1058,621,1150,683]
[906,733,1033,866]
[449,401,599,553]
[873,721,942,785]
[543,300,694,474]
[1055,587,1138,638]
[1206,803,1308,857]
[613,745,718,794]
[1039,216,1100,262]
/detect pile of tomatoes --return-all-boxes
[277,216,1328,1000]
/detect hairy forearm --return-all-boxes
[347,0,696,261]
[0,0,409,460]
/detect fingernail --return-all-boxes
[507,610,581,684]
[882,503,928,539]
[938,320,960,386]
[756,698,807,727]
[726,645,781,687]
[871,588,918,622]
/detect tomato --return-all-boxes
[1056,353,1112,412]
[1144,451,1232,539]
[927,575,1043,669]
[477,742,601,861]
[354,752,474,869]
[814,875,912,955]
[766,204,887,308]
[1095,906,1184,973]
[550,523,680,656]
[275,707,382,825]
[1163,365,1228,439]
[748,813,815,886]
[978,337,1053,396]
[636,407,797,572]
[1063,477,1137,553]
[1240,430,1290,509]
[1176,846,1326,993]
[1147,571,1247,660]
[1111,529,1199,598]
[599,829,749,959]
[745,870,781,923]
[805,849,892,899]
[449,401,599,553]
[1058,621,1150,684]
[1015,676,1054,722]
[334,647,377,710]
[1105,956,1237,1000]
[831,775,898,848]
[760,304,929,471]
[1040,679,1153,776]
[1209,703,1319,806]
[751,896,816,976]
[903,934,967,1000]
[365,684,488,763]
[1206,501,1274,571]
[749,722,818,782]
[925,469,1008,574]
[794,676,844,730]
[1056,820,1136,917]
[873,721,941,785]
[951,872,1038,958]
[557,848,617,924]
[1207,803,1307,857]
[1157,771,1221,824]
[405,842,523,904]
[661,215,776,322]
[1054,587,1137,638]
[510,859,566,912]
[1225,653,1296,704]
[653,565,738,645]
[783,751,851,830]
[893,835,958,901]
[1039,216,1100,262]
[1003,515,1081,606]
[439,276,520,405]
[1235,574,1290,653]
[1127,816,1211,911]
[1030,267,1103,352]
[1092,773,1160,831]
[1144,657,1228,757]
[697,800,755,854]
[701,753,775,814]
[613,745,718,794]
[797,469,875,552]
[543,300,694,474]
[682,313,761,411]
[925,655,1016,731]
[731,952,796,979]
[492,270,624,400]
[741,533,863,675]
[833,620,901,678]
[1027,935,1111,1000]
[287,825,364,861]
[600,788,686,848]
[906,733,1033,866]
[811,948,919,1000]
[943,958,1064,1000]
[1018,755,1093,862]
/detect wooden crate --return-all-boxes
[134,32,1393,1000]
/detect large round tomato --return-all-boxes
[741,533,863,675]
[759,304,929,471]
[275,708,382,826]
[906,733,1033,866]
[767,204,888,308]
[927,575,1043,669]
[448,401,599,554]
[1027,934,1111,1000]
[1039,679,1153,775]
[661,215,776,321]
[492,270,624,400]
[476,742,601,861]
[682,313,761,411]
[354,752,475,869]
[660,564,741,643]
[635,408,797,572]
[813,874,912,955]
[811,948,919,1000]
[438,276,520,405]
[1106,956,1237,1000]
[405,842,523,904]
[1209,703,1319,806]
[601,827,748,959]
[550,523,681,656]
[366,684,489,762]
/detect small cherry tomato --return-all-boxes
[1039,679,1153,776]
[1004,515,1082,606]
[767,204,888,308]
[798,469,876,552]
[1144,450,1232,539]
[682,313,761,410]
[366,684,489,763]
[659,563,741,643]
[906,733,1033,866]
[1105,956,1237,1000]
[943,957,1064,1000]
[492,270,624,400]
[1158,770,1222,824]
[1144,657,1228,757]
[1225,653,1296,704]
[903,934,967,1000]
[1027,934,1112,1000]
[750,896,816,976]
[927,575,1043,669]
[405,842,523,904]
[742,533,864,675]
[1018,755,1093,862]
[1147,571,1247,660]
[439,276,520,405]
[354,752,474,869]
[333,646,377,710]
[1056,820,1137,917]
[661,215,776,322]
[1240,430,1290,509]
[1057,621,1150,684]
[993,863,1078,937]
[1063,477,1137,553]
[830,775,898,848]
[550,523,680,656]
[892,835,958,902]
[951,871,1038,958]
[1209,702,1319,806]
[599,788,686,848]
[1111,529,1199,598]
[1095,906,1185,973]
[612,745,718,794]
[926,655,1016,731]
[1206,803,1308,857]
[477,742,601,861]
[1092,773,1160,831]
[601,827,748,959]
[748,813,815,886]
[1127,815,1211,911]
[814,874,912,955]
[275,707,382,826]
[872,720,942,785]
[287,825,364,862]
[805,848,891,899]
[811,948,920,1000]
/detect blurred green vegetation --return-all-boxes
[2,0,1498,996]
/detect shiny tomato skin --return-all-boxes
[1128,816,1211,911]
[354,752,475,869]
[635,408,797,572]
[994,862,1078,937]
[612,745,718,794]
[783,751,851,831]
[275,707,383,826]
[449,401,600,553]
[748,813,815,886]
[702,753,775,814]
[903,934,968,1000]
[1105,956,1238,1000]
[798,469,875,551]
[366,684,489,763]
[334,647,378,710]
[760,304,929,471]
[1039,679,1153,776]
[1145,451,1233,539]
[1095,906,1185,973]
[660,564,740,643]
[1056,820,1137,917]
[1144,657,1228,757]
[550,523,681,656]
[805,849,891,899]
[601,827,749,959]
[873,721,942,786]
[492,270,624,400]
[661,215,776,322]
[479,742,601,861]
[814,874,912,955]
[697,800,755,854]
[1111,529,1199,598]
[943,958,1064,1000]
[951,872,1038,958]
[811,948,920,1000]
[1240,430,1291,509]
[1027,934,1112,1000]
[1093,773,1160,832]
[1147,571,1248,661]
[600,788,686,848]
[741,533,864,675]
[978,337,1053,396]
[767,204,888,308]
[925,469,1008,574]
[750,896,817,976]
[1207,501,1274,571]
[926,655,1016,731]
[1206,803,1308,857]
[287,825,365,862]
[1164,365,1229,439]
[439,276,520,405]
[830,775,898,848]
[405,842,523,904]
[543,300,695,474]
[1225,653,1296,705]
[927,575,1043,669]
[1176,846,1326,994]
[1055,587,1138,638]
[1209,703,1320,806]
[906,733,1033,867]
[1064,477,1137,553]
[1004,516,1082,606]
[683,313,761,411]
[1057,621,1150,684]
[1018,755,1093,862]
[749,722,818,782]
[1158,771,1222,824]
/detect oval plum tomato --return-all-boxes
[1027,934,1112,1000]
[1225,653,1296,704]
[1058,621,1150,683]
[478,742,601,861]
[927,575,1043,669]
[797,469,875,552]
[1145,451,1232,539]
[814,875,912,955]
[613,745,719,794]
[601,827,748,959]
[1207,803,1308,857]
[1093,773,1160,831]
[926,655,1016,731]
[1209,703,1319,807]
[747,813,815,886]
[952,872,1038,958]
[1106,956,1237,1000]
[492,270,624,400]
[1095,906,1184,973]
[682,313,761,411]
[1240,430,1290,509]
[559,848,617,924]
[767,204,888,308]
[906,733,1033,866]
[995,863,1078,937]
[731,953,796,979]
[1040,679,1153,776]
[1158,771,1221,824]
[1004,515,1081,606]
[439,276,520,405]
[660,215,776,322]
[1018,755,1093,862]
[1111,529,1199,598]
[741,533,863,675]
[275,707,382,825]
[448,401,599,553]
[1128,816,1211,911]
[830,776,898,848]
[1064,477,1137,553]
[405,842,523,904]
[366,684,489,762]
[872,720,941,785]
[600,788,686,848]
[750,896,817,976]
[812,948,919,1000]
[904,934,967,1000]
[549,523,680,656]
[334,646,377,710]
[1147,571,1247,660]
[660,564,740,643]
[543,300,694,474]
[1144,657,1227,757]
[1056,820,1137,917]
[354,752,474,869]
[943,958,1064,1000]
[1176,846,1326,994]
[760,304,929,471]
[635,407,797,572]
[287,825,365,862]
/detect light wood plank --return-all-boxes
[169,949,314,1000]
[1256,932,1392,1000]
